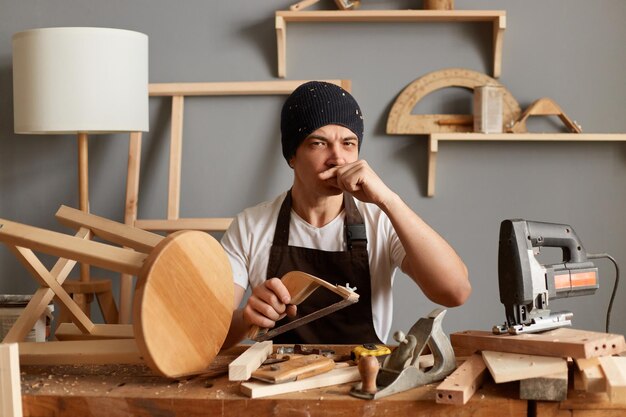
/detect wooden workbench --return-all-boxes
[17,345,624,417]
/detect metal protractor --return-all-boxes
[387,68,524,134]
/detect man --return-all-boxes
[221,81,470,348]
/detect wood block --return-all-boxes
[228,341,272,381]
[251,354,334,384]
[55,323,134,341]
[520,371,568,401]
[598,356,626,403]
[452,329,625,359]
[0,343,23,417]
[482,350,568,383]
[436,353,487,405]
[240,366,360,398]
[581,365,607,393]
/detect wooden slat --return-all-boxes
[436,353,487,405]
[135,218,233,232]
[0,343,22,417]
[148,80,348,96]
[56,205,162,254]
[451,329,626,359]
[168,95,184,220]
[276,9,505,22]
[599,356,626,403]
[229,341,273,381]
[2,228,88,343]
[9,246,95,334]
[55,324,134,341]
[481,350,567,384]
[18,339,142,365]
[240,366,360,399]
[120,131,144,324]
[0,219,145,275]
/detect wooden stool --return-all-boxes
[0,205,233,378]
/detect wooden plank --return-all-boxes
[430,133,626,142]
[0,219,146,275]
[0,343,23,417]
[520,371,568,401]
[436,353,487,405]
[19,339,142,365]
[149,80,348,96]
[56,205,162,254]
[240,366,360,399]
[482,350,567,384]
[228,341,272,381]
[451,329,626,359]
[135,218,233,232]
[599,356,626,403]
[55,323,134,341]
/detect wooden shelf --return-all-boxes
[275,10,506,78]
[426,133,626,197]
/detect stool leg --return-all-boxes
[96,290,119,324]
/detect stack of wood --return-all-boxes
[435,328,626,405]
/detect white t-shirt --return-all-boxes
[220,191,407,342]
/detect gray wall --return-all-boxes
[1,0,625,340]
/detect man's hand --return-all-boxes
[243,277,297,329]
[319,160,395,207]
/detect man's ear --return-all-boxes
[289,157,295,169]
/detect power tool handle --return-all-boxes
[526,221,587,263]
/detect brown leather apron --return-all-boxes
[266,190,381,344]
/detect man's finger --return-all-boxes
[265,277,292,305]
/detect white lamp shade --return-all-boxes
[13,27,149,134]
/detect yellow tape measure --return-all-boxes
[351,343,391,361]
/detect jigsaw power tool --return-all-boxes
[494,219,608,335]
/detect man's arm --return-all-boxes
[319,160,471,307]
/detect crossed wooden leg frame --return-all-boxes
[0,205,233,378]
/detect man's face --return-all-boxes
[290,124,359,196]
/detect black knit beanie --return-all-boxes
[281,81,364,163]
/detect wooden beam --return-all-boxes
[228,341,273,381]
[451,329,626,359]
[575,357,607,393]
[0,343,23,417]
[55,323,134,341]
[436,353,487,405]
[481,350,567,384]
[240,366,360,398]
[18,339,142,365]
[56,205,162,254]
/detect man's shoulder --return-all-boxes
[236,192,286,224]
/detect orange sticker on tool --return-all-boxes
[554,273,571,290]
[570,271,598,288]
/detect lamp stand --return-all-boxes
[56,133,119,327]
